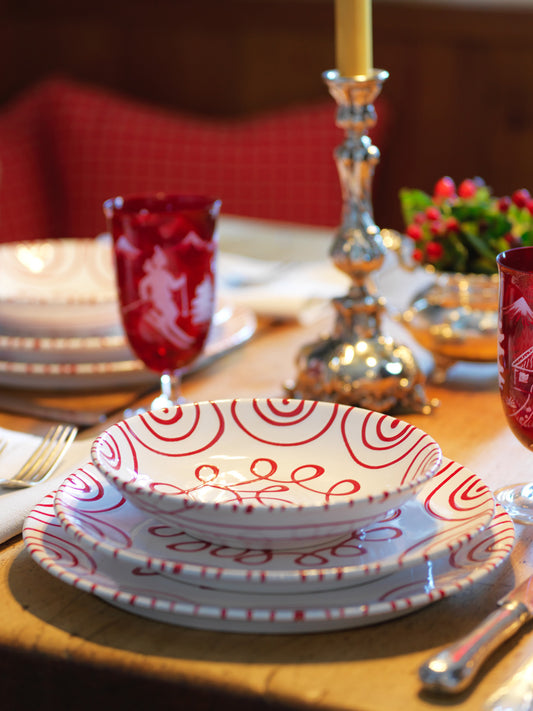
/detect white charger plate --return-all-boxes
[54,458,495,593]
[0,304,256,390]
[23,493,514,634]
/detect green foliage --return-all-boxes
[399,178,532,274]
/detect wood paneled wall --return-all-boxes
[1,0,533,230]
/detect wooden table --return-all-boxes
[0,225,531,711]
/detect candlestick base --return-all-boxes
[285,291,432,414]
[286,69,433,415]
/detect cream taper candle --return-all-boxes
[335,0,373,77]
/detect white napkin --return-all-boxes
[0,427,92,544]
[217,252,351,324]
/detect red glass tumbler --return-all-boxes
[103,193,221,409]
[497,245,533,523]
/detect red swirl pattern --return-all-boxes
[423,460,493,522]
[90,398,442,548]
[92,399,439,506]
[91,402,226,486]
[22,490,515,632]
[24,497,99,575]
[53,460,497,594]
[57,467,132,550]
[231,398,339,446]
[341,409,440,487]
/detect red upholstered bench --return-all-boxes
[0,78,387,243]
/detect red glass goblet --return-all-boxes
[103,193,221,409]
[497,245,533,523]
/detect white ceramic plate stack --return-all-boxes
[22,398,515,634]
[0,237,257,391]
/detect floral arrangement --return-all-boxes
[399,176,533,274]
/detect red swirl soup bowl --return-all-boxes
[90,398,442,550]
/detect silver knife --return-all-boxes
[0,394,106,427]
[0,387,156,428]
[419,575,533,694]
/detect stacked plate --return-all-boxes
[22,398,515,634]
[0,237,257,390]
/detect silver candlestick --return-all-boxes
[286,69,432,414]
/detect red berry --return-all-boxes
[527,199,533,216]
[458,179,477,199]
[512,189,531,208]
[412,248,424,263]
[426,241,444,261]
[425,206,441,221]
[406,224,423,241]
[429,220,445,236]
[433,176,456,201]
[445,217,460,232]
[413,212,426,225]
[498,196,511,212]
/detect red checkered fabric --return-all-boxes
[0,77,388,242]
[0,86,58,242]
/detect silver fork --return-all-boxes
[0,424,78,489]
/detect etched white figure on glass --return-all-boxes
[139,245,194,349]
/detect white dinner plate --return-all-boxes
[0,304,256,390]
[54,458,495,593]
[0,302,237,364]
[0,237,119,336]
[23,493,514,634]
[0,331,130,364]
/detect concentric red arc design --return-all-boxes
[91,398,442,550]
[23,488,514,634]
[54,456,495,593]
[422,459,493,521]
[231,399,338,445]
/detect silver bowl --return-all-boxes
[399,271,498,383]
